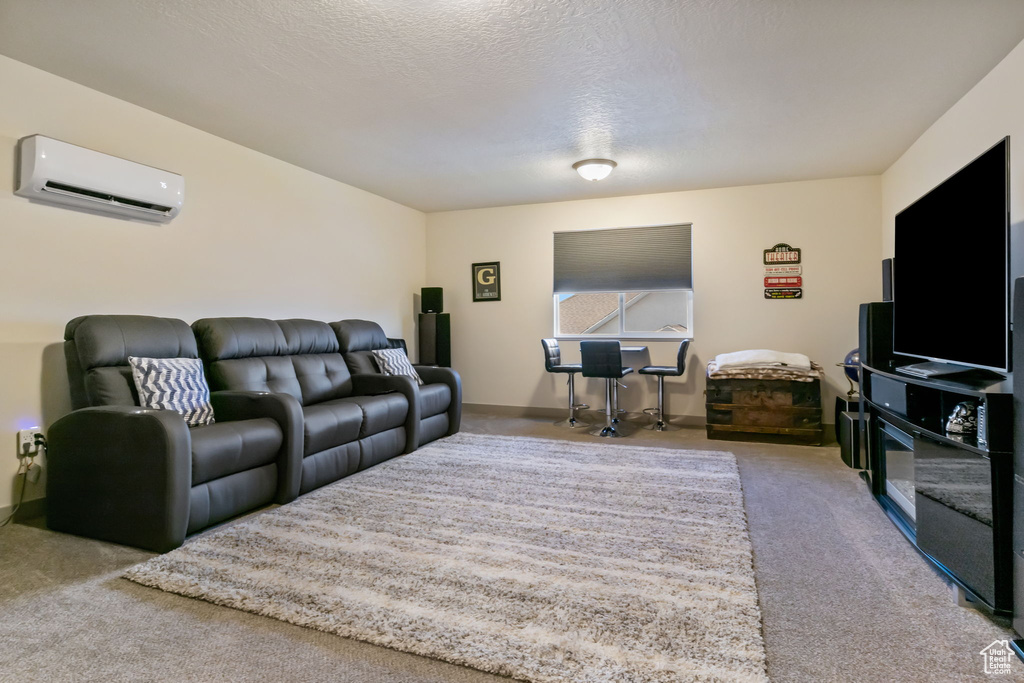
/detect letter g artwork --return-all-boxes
[472,261,501,302]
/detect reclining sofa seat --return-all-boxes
[331,319,461,447]
[48,315,300,552]
[191,318,419,495]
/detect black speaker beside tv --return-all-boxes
[882,258,893,302]
[858,301,895,372]
[422,287,444,314]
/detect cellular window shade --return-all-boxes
[553,223,692,293]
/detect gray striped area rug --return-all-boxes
[125,432,767,683]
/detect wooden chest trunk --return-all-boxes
[705,377,823,445]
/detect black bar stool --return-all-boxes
[580,340,633,438]
[639,340,690,431]
[541,339,589,428]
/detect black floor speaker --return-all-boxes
[838,411,862,469]
[418,313,451,367]
[859,301,895,371]
[834,395,859,433]
[1009,278,1024,638]
[1013,277,1024,472]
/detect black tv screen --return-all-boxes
[894,137,1010,373]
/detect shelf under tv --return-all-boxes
[895,361,1006,382]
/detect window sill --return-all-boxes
[555,334,692,342]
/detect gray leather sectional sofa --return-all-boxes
[46,314,461,552]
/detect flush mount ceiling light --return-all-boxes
[573,158,617,181]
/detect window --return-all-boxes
[556,290,692,337]
[553,224,693,339]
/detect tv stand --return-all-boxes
[861,361,1013,614]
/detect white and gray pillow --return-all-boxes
[128,356,216,427]
[370,348,424,385]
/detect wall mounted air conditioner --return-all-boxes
[14,135,184,223]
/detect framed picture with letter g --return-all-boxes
[472,261,501,302]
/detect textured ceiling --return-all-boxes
[2,1,1024,212]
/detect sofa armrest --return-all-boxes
[414,366,462,435]
[46,406,191,552]
[350,373,421,453]
[209,390,303,504]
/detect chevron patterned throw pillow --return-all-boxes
[128,356,216,427]
[371,348,424,386]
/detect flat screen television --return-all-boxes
[893,136,1011,376]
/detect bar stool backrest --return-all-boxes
[580,340,623,378]
[675,339,691,374]
[541,338,561,371]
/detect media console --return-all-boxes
[861,361,1013,614]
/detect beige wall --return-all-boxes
[0,55,427,510]
[882,38,1024,257]
[425,177,882,423]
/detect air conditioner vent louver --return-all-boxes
[14,135,184,223]
[43,181,174,216]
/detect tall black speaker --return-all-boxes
[882,258,894,302]
[838,411,862,469]
[859,301,894,371]
[418,313,451,367]
[421,287,444,314]
[1012,277,1024,639]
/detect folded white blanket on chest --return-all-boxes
[713,349,812,370]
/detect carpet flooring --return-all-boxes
[125,433,768,683]
[0,412,1018,681]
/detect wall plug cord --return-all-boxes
[0,459,30,528]
[1,434,45,528]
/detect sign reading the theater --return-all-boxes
[763,243,801,264]
[472,261,501,302]
[763,244,802,299]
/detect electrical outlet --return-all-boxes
[16,428,41,458]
